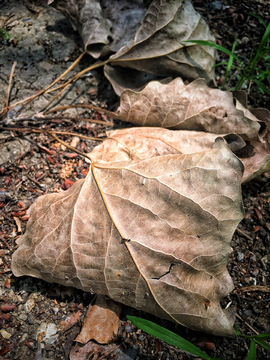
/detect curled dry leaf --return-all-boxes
[107,78,270,181]
[69,342,114,360]
[107,0,216,94]
[232,90,270,182]
[75,295,121,344]
[49,0,216,94]
[12,135,244,338]
[59,310,82,332]
[49,0,146,59]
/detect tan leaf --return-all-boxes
[232,91,270,182]
[12,136,244,337]
[69,341,114,360]
[49,0,146,59]
[104,78,269,181]
[49,0,216,94]
[89,127,245,163]
[59,310,82,332]
[75,295,121,344]
[114,78,259,137]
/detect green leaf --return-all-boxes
[253,331,270,341]
[127,316,214,360]
[0,28,11,40]
[248,13,267,29]
[254,339,270,352]
[252,79,270,95]
[224,36,238,84]
[247,340,256,360]
[183,40,244,70]
[233,325,241,336]
[254,21,270,59]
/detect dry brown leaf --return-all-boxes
[75,295,121,344]
[106,0,216,94]
[69,341,114,360]
[59,310,82,332]
[49,0,146,59]
[114,78,259,136]
[12,136,244,337]
[49,0,216,94]
[232,90,270,182]
[105,78,269,181]
[89,127,246,164]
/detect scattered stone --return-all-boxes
[0,329,12,339]
[237,252,245,261]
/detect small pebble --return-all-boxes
[241,36,249,43]
[237,252,245,261]
[125,324,132,333]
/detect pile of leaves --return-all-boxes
[1,0,269,351]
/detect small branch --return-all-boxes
[27,174,46,189]
[46,131,93,163]
[0,126,105,142]
[41,82,71,113]
[6,61,17,108]
[236,313,259,335]
[52,130,105,141]
[45,104,118,120]
[44,59,110,95]
[3,52,86,115]
[236,228,254,242]
[0,114,113,127]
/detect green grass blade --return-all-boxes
[254,339,270,352]
[127,316,214,360]
[224,36,238,84]
[0,28,11,40]
[183,40,244,69]
[255,22,270,56]
[248,13,267,29]
[252,79,270,95]
[215,62,241,71]
[233,325,241,336]
[251,46,270,66]
[247,340,256,360]
[253,331,270,341]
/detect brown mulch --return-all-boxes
[0,0,269,359]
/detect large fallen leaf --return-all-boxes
[101,77,270,181]
[107,0,216,94]
[49,0,216,94]
[12,136,244,338]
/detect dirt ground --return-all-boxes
[0,0,269,359]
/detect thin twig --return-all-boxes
[46,131,93,162]
[44,59,110,95]
[41,82,71,113]
[6,61,17,108]
[0,236,12,250]
[236,228,254,242]
[3,52,86,115]
[0,269,13,274]
[0,126,105,142]
[26,174,46,189]
[99,344,121,360]
[45,104,118,119]
[0,114,113,126]
[236,313,259,335]
[52,130,105,141]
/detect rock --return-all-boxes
[0,329,12,339]
[36,323,59,344]
[237,252,245,261]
